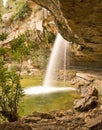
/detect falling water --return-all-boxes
[44,34,69,87]
[64,41,67,87]
[3,0,7,7]
[24,33,76,95]
[43,33,68,86]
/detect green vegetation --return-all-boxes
[32,49,50,69]
[0,56,24,122]
[0,29,53,121]
[21,75,43,88]
[14,3,32,21]
[0,36,30,122]
[0,0,78,123]
[45,31,55,45]
[10,31,51,70]
[10,34,30,62]
[0,32,8,41]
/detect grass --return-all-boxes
[20,75,74,88]
[21,75,43,88]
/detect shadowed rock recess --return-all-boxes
[31,0,102,68]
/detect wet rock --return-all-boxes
[74,96,98,111]
[80,86,98,98]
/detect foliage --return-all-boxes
[14,3,32,21]
[32,49,50,69]
[0,59,24,122]
[0,47,7,56]
[0,32,8,41]
[0,47,10,63]
[10,34,30,61]
[0,45,24,122]
[23,30,51,69]
[10,31,51,70]
[45,31,55,44]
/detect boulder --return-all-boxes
[80,86,98,98]
[74,96,98,111]
[74,85,98,111]
[2,12,14,25]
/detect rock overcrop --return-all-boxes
[74,86,98,111]
[1,105,102,130]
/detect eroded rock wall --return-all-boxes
[30,0,102,68]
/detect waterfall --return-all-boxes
[24,33,76,95]
[43,33,69,87]
[64,41,67,87]
[3,0,7,7]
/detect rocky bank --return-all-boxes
[0,71,102,130]
[0,99,102,130]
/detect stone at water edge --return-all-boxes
[80,86,98,98]
[74,86,98,112]
[74,96,98,111]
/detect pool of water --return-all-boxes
[20,89,79,116]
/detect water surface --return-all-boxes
[20,90,79,116]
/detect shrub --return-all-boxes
[14,3,32,21]
[0,60,24,122]
[0,32,8,41]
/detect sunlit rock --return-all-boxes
[2,12,13,25]
[30,0,102,68]
[74,86,98,111]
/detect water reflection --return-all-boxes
[20,91,79,116]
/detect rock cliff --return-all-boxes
[31,0,102,68]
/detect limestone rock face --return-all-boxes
[74,96,98,111]
[2,12,14,24]
[74,87,98,111]
[30,0,102,68]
